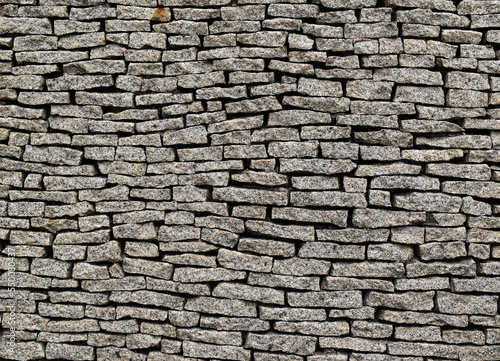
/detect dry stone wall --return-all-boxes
[2,0,500,360]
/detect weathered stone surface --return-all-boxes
[0,341,45,360]
[406,259,476,278]
[367,244,413,261]
[173,267,245,283]
[458,0,500,14]
[447,89,489,108]
[337,114,398,128]
[322,277,394,292]
[290,191,366,208]
[283,96,349,113]
[437,291,498,315]
[355,129,412,147]
[419,241,467,260]
[73,262,109,280]
[183,341,250,361]
[393,325,442,342]
[346,80,393,100]
[280,159,356,175]
[185,296,256,317]
[442,181,500,198]
[246,220,315,241]
[261,306,326,323]
[401,119,463,133]
[374,68,443,85]
[355,162,421,177]
[238,238,294,258]
[393,192,462,212]
[367,291,434,311]
[213,282,284,304]
[122,258,173,280]
[353,209,426,228]
[317,228,390,243]
[345,22,397,38]
[213,187,287,206]
[319,337,387,353]
[428,163,491,180]
[288,291,362,308]
[302,126,351,140]
[246,333,317,356]
[387,341,459,358]
[395,86,445,105]
[163,126,208,146]
[46,343,94,360]
[452,277,500,293]
[231,170,287,186]
[218,248,272,272]
[330,262,405,278]
[297,78,342,97]
[24,145,82,166]
[351,100,416,115]
[109,290,184,310]
[272,207,347,227]
[322,0,377,9]
[200,316,268,333]
[273,258,331,276]
[226,96,282,114]
[291,176,341,189]
[380,309,467,328]
[371,176,439,190]
[249,273,320,291]
[275,321,349,337]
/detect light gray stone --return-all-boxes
[393,192,462,212]
[353,209,426,228]
[437,291,498,315]
[246,333,317,356]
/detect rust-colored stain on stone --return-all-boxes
[152,7,170,22]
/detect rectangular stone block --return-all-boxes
[437,291,498,315]
[185,296,257,317]
[288,291,362,308]
[353,209,426,228]
[213,187,287,206]
[183,341,250,361]
[245,333,317,356]
[366,291,434,311]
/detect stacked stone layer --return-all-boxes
[2,0,500,360]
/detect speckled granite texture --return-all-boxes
[1,0,500,360]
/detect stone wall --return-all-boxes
[1,0,500,360]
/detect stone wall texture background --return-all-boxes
[2,0,500,360]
